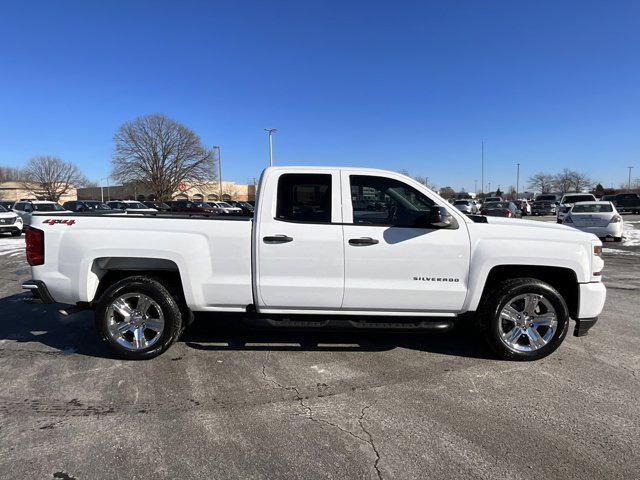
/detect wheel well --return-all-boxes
[91,257,186,306]
[481,265,579,318]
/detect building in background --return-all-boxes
[0,181,78,203]
[76,180,256,202]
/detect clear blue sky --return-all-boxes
[1,0,639,191]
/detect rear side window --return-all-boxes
[276,174,332,223]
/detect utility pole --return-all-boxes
[100,177,110,202]
[214,146,222,199]
[481,140,484,194]
[516,163,520,198]
[474,179,477,194]
[628,166,634,191]
[264,128,277,167]
[488,181,491,194]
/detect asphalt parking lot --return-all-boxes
[1,216,639,480]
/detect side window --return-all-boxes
[276,173,332,223]
[14,203,24,211]
[350,175,434,227]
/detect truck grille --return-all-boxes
[0,217,16,225]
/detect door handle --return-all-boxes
[263,235,293,244]
[348,237,379,246]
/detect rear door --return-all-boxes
[255,170,344,310]
[340,171,470,313]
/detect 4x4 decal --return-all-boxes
[43,219,76,226]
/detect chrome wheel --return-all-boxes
[105,293,164,351]
[498,293,557,353]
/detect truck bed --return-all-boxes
[28,212,254,310]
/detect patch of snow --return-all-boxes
[0,237,25,257]
[622,222,640,247]
[602,247,640,256]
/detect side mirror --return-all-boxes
[417,207,456,229]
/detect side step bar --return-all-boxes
[242,315,454,332]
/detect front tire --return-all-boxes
[10,229,22,237]
[94,276,185,360]
[480,278,569,361]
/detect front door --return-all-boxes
[340,171,470,313]
[255,170,344,310]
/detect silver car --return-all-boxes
[453,199,479,214]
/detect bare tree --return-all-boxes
[553,169,574,193]
[23,156,88,201]
[111,114,215,200]
[527,172,555,193]
[568,170,593,192]
[0,166,27,182]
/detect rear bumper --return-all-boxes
[574,317,598,337]
[572,223,623,239]
[22,280,55,304]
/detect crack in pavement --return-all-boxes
[261,352,383,479]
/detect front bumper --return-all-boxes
[0,224,21,233]
[22,280,55,304]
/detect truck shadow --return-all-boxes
[0,293,492,360]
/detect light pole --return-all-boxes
[488,181,491,194]
[100,177,110,202]
[481,140,484,194]
[474,179,477,194]
[213,146,222,199]
[516,163,520,199]
[628,166,634,191]
[264,128,277,167]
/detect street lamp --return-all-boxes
[516,163,520,199]
[628,166,634,191]
[264,128,277,167]
[213,146,222,199]
[100,177,110,202]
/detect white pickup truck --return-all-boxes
[22,167,606,361]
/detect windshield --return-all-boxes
[218,202,232,208]
[572,204,613,213]
[0,205,7,212]
[484,202,509,209]
[535,195,556,202]
[33,203,65,211]
[239,202,254,209]
[562,195,595,203]
[196,202,213,207]
[85,201,111,210]
[124,202,147,209]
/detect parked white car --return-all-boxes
[556,193,597,223]
[453,199,479,214]
[211,201,243,215]
[0,204,23,236]
[563,201,623,242]
[107,200,158,214]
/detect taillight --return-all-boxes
[594,245,602,257]
[25,227,44,266]
[609,215,622,224]
[503,209,512,217]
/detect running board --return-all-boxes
[242,315,454,332]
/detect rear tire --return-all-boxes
[479,278,569,361]
[94,276,185,360]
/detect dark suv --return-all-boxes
[165,200,221,215]
[613,193,640,214]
